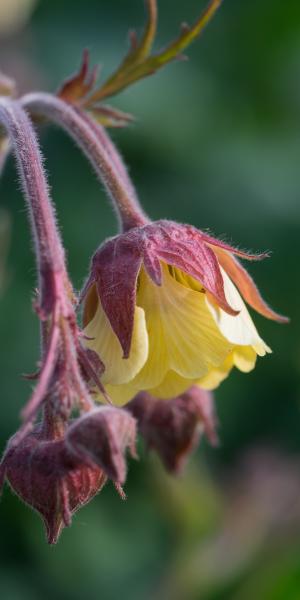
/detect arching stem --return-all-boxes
[0,97,72,321]
[0,97,96,432]
[22,92,149,232]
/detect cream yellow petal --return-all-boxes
[98,341,260,407]
[106,371,195,406]
[84,298,149,385]
[133,266,233,390]
[149,370,198,399]
[104,382,138,406]
[206,268,270,354]
[104,372,194,407]
[232,345,258,372]
[198,354,234,390]
[198,344,259,391]
[93,345,258,406]
[132,282,169,389]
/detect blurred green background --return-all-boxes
[1,0,300,598]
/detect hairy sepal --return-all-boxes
[87,221,247,357]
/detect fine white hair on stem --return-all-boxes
[0,97,100,432]
[22,92,149,232]
[0,98,66,279]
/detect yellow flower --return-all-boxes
[84,260,270,405]
[82,220,287,405]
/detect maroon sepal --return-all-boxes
[57,49,98,104]
[213,247,289,323]
[0,428,106,544]
[65,407,137,484]
[83,220,252,358]
[83,219,287,359]
[127,387,218,474]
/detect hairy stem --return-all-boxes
[0,98,70,315]
[76,108,139,203]
[0,98,92,421]
[22,92,148,232]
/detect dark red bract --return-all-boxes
[66,407,137,484]
[127,387,219,474]
[0,427,106,544]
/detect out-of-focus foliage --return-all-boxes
[0,209,10,294]
[0,0,36,36]
[0,1,300,598]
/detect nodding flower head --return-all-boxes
[82,220,288,405]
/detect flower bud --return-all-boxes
[127,387,218,474]
[65,407,137,484]
[0,427,106,544]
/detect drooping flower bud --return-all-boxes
[127,387,218,474]
[82,220,288,405]
[65,407,137,484]
[0,427,107,544]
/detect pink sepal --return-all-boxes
[127,386,219,474]
[86,220,246,357]
[214,248,289,323]
[0,427,106,544]
[89,235,143,358]
[66,407,137,484]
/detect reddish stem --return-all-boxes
[22,93,149,232]
[0,98,97,430]
[0,98,69,316]
[75,108,139,204]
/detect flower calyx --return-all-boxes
[65,407,137,484]
[0,426,107,544]
[82,219,287,361]
[0,406,137,543]
[127,387,218,474]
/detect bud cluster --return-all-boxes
[0,407,137,543]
